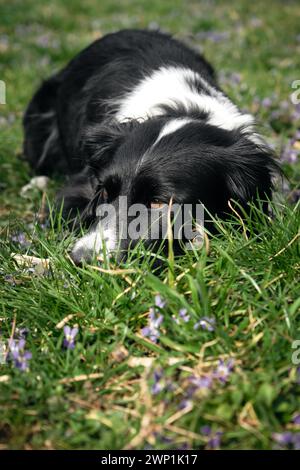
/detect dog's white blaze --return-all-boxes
[134,118,194,171]
[154,118,193,145]
[115,66,255,132]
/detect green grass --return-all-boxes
[0,0,300,450]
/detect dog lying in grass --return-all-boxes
[23,29,279,264]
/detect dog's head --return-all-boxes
[64,117,278,264]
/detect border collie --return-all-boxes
[23,29,278,264]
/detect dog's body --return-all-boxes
[23,29,278,263]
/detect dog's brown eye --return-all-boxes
[101,188,108,202]
[150,201,165,209]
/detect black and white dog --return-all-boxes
[23,29,278,263]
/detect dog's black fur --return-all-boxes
[23,29,279,263]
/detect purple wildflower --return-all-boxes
[194,316,216,331]
[149,308,163,339]
[188,375,213,394]
[261,97,273,108]
[9,338,24,359]
[201,425,212,436]
[272,432,293,446]
[273,431,300,450]
[178,399,192,410]
[151,369,164,394]
[8,338,32,371]
[281,138,299,164]
[293,414,300,425]
[294,129,300,140]
[178,443,189,450]
[208,431,223,449]
[280,100,289,110]
[154,433,173,445]
[11,232,31,248]
[200,426,222,449]
[172,307,190,324]
[219,72,241,86]
[154,295,166,309]
[179,308,190,322]
[35,34,60,50]
[151,380,164,395]
[141,297,165,343]
[150,368,174,395]
[229,72,242,85]
[36,34,50,47]
[297,367,300,385]
[63,325,78,350]
[270,110,280,120]
[292,105,300,121]
[196,31,229,43]
[141,312,163,342]
[214,359,234,383]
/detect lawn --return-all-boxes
[0,0,300,450]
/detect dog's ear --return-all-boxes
[224,137,280,210]
[80,119,139,170]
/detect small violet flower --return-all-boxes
[261,97,273,108]
[172,308,190,325]
[141,296,165,343]
[10,232,31,248]
[214,359,235,383]
[194,316,216,331]
[63,325,78,350]
[196,31,229,43]
[178,399,193,410]
[151,369,165,395]
[179,308,190,322]
[8,338,32,371]
[296,366,300,385]
[272,432,293,446]
[200,425,223,449]
[189,375,213,391]
[208,431,223,449]
[281,143,299,164]
[150,368,174,395]
[154,295,166,309]
[293,414,300,425]
[272,431,300,450]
